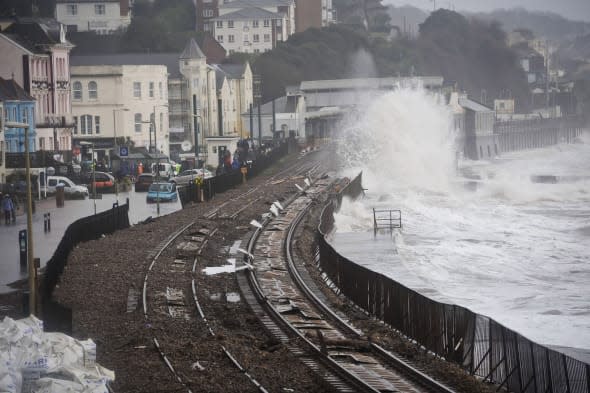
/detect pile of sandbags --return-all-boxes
[0,315,114,393]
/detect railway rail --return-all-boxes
[241,175,458,392]
[138,150,329,392]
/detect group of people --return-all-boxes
[0,192,18,225]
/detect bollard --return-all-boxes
[19,229,27,269]
[55,184,65,207]
[47,212,50,232]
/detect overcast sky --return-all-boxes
[382,0,590,22]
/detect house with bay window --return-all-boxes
[69,63,168,164]
[0,18,75,163]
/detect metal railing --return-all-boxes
[317,174,590,393]
[373,208,402,234]
[42,200,130,332]
[178,141,289,206]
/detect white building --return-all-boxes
[213,7,286,54]
[55,0,131,34]
[220,0,295,34]
[69,63,169,162]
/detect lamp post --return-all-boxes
[191,113,202,169]
[6,121,36,315]
[112,107,129,203]
[152,104,168,216]
[80,141,96,214]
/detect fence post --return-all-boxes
[546,348,553,393]
[562,354,571,393]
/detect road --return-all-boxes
[0,190,182,293]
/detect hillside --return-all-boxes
[469,8,590,42]
[253,9,529,110]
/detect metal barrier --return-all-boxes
[317,174,590,393]
[178,141,289,207]
[42,200,130,332]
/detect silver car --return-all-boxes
[169,169,213,186]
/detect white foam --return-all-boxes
[332,87,590,350]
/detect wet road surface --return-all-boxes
[0,190,181,293]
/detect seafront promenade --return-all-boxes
[0,191,181,293]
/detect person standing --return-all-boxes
[2,194,14,225]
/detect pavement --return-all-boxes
[0,190,182,293]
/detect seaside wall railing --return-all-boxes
[42,200,130,332]
[178,140,290,206]
[495,115,585,153]
[317,174,589,393]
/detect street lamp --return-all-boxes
[152,104,168,155]
[79,141,96,214]
[112,107,129,155]
[112,107,129,203]
[6,121,36,315]
[191,113,202,169]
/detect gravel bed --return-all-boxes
[1,148,498,392]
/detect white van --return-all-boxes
[42,176,89,197]
[151,162,174,179]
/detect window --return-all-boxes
[159,82,163,99]
[134,113,142,132]
[66,4,77,15]
[228,20,234,28]
[203,9,213,17]
[228,34,234,43]
[133,82,141,98]
[94,4,105,15]
[252,20,259,28]
[81,115,93,135]
[264,34,270,42]
[244,33,249,42]
[253,34,259,42]
[21,108,28,125]
[95,116,100,134]
[254,49,260,54]
[217,35,223,43]
[73,116,78,134]
[263,19,270,27]
[88,81,97,99]
[73,81,82,100]
[149,82,154,98]
[216,21,223,28]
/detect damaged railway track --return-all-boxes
[240,176,458,392]
[138,151,333,392]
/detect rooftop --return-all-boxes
[0,78,34,101]
[300,77,444,91]
[219,0,293,8]
[215,7,282,20]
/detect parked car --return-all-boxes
[169,169,213,186]
[86,171,116,193]
[134,174,155,192]
[41,176,89,198]
[146,182,178,203]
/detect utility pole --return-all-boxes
[193,94,199,168]
[253,74,262,148]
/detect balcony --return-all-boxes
[37,115,76,128]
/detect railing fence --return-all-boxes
[317,173,589,393]
[42,200,130,333]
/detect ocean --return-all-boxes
[331,87,590,355]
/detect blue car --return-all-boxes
[146,182,178,203]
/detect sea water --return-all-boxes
[331,87,590,355]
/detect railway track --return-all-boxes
[241,176,458,393]
[138,150,331,392]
